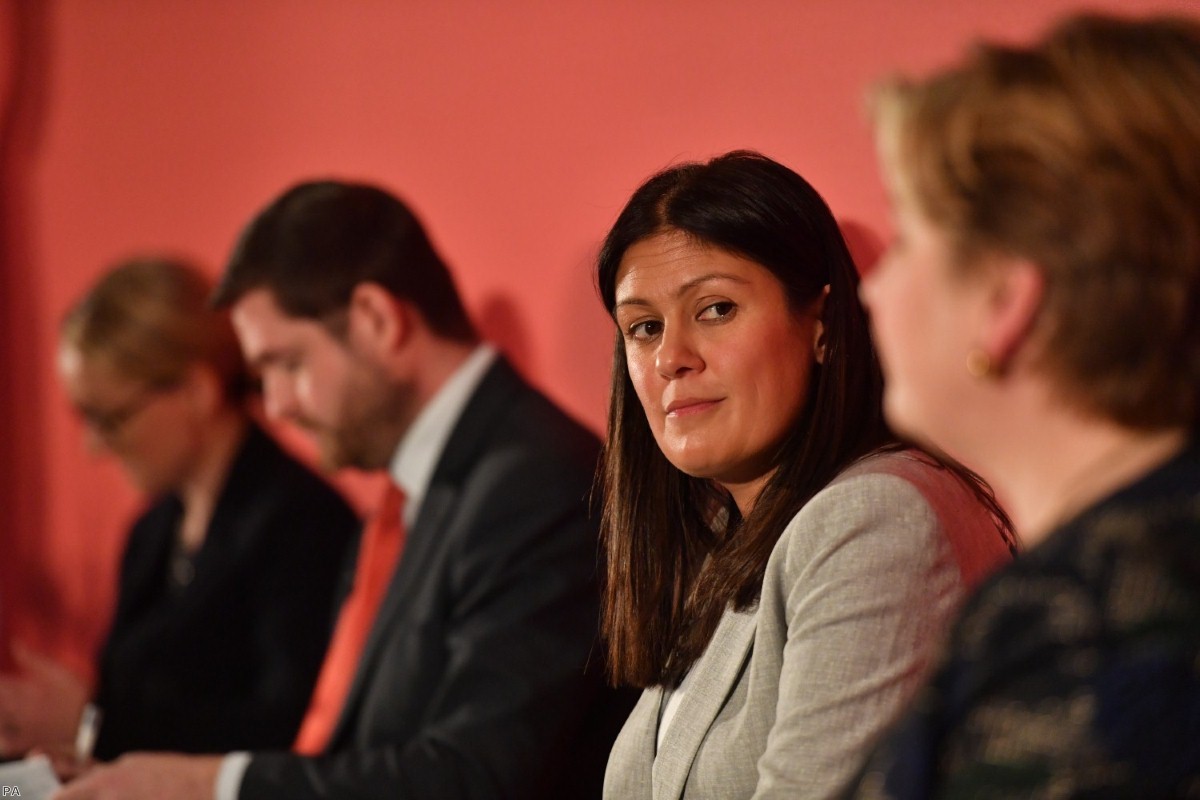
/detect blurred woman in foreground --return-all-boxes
[597,151,1014,799]
[854,13,1200,797]
[0,258,356,762]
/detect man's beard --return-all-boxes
[309,423,374,472]
[299,368,411,473]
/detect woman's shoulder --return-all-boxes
[963,460,1200,638]
[235,423,355,512]
[833,448,950,490]
[805,448,957,523]
[779,448,1012,591]
[212,423,358,558]
[829,450,985,527]
[770,451,945,577]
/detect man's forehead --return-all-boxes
[230,290,309,356]
[230,287,286,322]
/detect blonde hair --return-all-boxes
[62,257,249,401]
[872,13,1200,429]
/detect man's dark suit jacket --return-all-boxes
[94,422,358,758]
[240,358,634,800]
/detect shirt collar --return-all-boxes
[387,344,497,526]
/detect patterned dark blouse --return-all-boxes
[850,440,1200,799]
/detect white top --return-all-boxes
[215,344,498,800]
[656,668,695,751]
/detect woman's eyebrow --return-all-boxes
[615,272,749,310]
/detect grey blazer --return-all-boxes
[603,451,1013,800]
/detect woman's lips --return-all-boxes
[665,398,722,417]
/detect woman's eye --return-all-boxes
[698,301,736,321]
[628,320,663,341]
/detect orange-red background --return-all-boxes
[1,0,1192,681]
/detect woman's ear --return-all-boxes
[980,258,1045,372]
[812,284,830,365]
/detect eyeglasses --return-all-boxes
[76,382,177,439]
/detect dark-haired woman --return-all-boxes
[597,151,1015,799]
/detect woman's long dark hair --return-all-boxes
[597,151,898,688]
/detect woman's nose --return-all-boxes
[655,327,703,378]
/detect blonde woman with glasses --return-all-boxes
[0,258,356,768]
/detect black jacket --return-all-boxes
[94,422,357,758]
[241,358,635,800]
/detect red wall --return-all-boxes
[2,0,1193,680]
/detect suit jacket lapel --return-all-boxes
[325,357,521,749]
[652,606,758,800]
[603,688,662,798]
[326,482,458,748]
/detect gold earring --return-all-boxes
[965,348,993,379]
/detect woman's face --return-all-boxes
[57,346,203,497]
[859,191,989,457]
[614,230,824,513]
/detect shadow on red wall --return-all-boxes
[839,218,886,277]
[0,0,54,671]
[477,293,535,379]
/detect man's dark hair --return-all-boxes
[213,180,476,342]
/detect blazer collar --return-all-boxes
[652,605,758,800]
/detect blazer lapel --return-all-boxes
[325,482,458,748]
[323,357,519,748]
[652,607,758,800]
[604,688,663,798]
